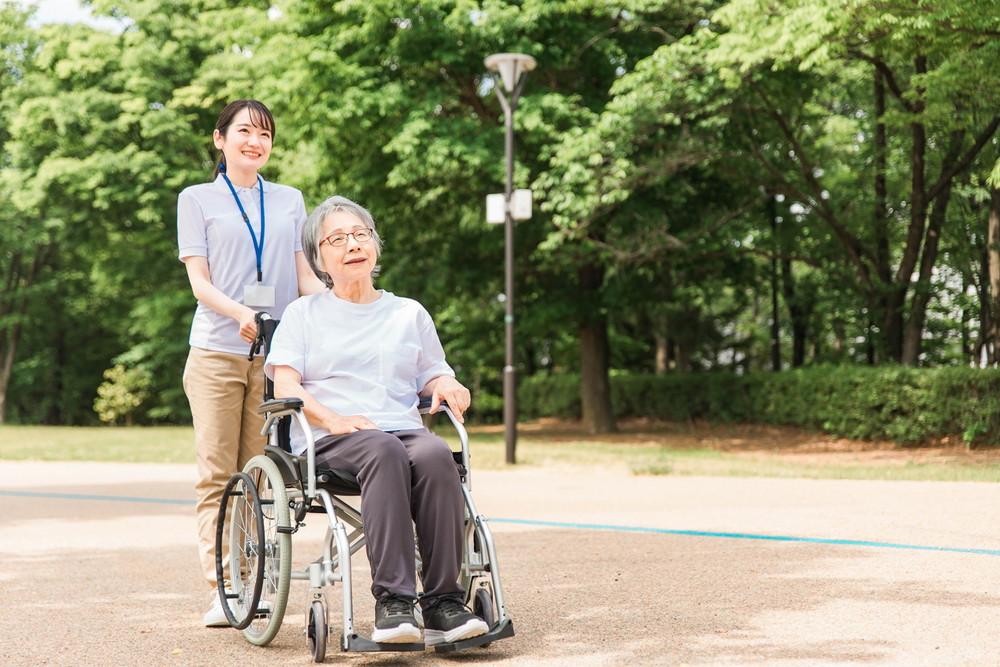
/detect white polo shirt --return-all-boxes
[264,290,455,455]
[177,175,307,355]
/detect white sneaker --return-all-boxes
[203,595,232,627]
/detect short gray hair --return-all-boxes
[302,195,383,289]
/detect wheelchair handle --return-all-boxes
[248,312,273,361]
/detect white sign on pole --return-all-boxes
[486,190,532,223]
[486,193,505,224]
[511,189,532,220]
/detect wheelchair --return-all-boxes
[214,313,514,661]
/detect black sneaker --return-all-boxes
[372,594,421,643]
[422,597,489,646]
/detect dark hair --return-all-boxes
[211,99,276,179]
[303,196,383,289]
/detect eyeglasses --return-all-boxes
[321,228,375,247]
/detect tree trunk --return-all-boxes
[978,245,992,365]
[871,68,891,365]
[874,57,928,363]
[578,263,616,434]
[986,186,1000,365]
[768,197,781,371]
[0,244,50,424]
[674,336,690,375]
[780,256,809,367]
[0,340,15,424]
[901,130,963,365]
[654,330,667,376]
[900,192,946,365]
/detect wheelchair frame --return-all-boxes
[214,314,514,661]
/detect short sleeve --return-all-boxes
[292,191,307,253]
[177,188,207,260]
[414,306,454,390]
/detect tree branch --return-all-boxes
[847,50,914,112]
[927,115,1000,202]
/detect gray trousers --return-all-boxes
[314,427,464,607]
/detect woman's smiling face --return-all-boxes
[319,210,377,284]
[213,107,272,175]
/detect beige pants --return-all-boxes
[183,347,267,589]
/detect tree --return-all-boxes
[1,0,280,423]
[708,0,1000,365]
[0,6,52,422]
[262,0,718,435]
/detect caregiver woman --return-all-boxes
[176,99,323,627]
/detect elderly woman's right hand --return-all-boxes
[325,414,378,434]
[274,365,378,436]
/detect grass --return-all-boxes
[461,429,1000,482]
[0,425,197,464]
[5,422,999,482]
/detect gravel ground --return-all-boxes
[1,460,999,666]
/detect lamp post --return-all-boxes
[484,52,536,465]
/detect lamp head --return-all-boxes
[484,53,537,93]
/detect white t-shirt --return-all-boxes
[264,290,454,455]
[177,175,307,355]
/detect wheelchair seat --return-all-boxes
[264,444,362,496]
[257,390,363,497]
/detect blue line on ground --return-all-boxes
[4,489,999,557]
[488,518,1000,556]
[0,489,193,506]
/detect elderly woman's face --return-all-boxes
[319,210,377,283]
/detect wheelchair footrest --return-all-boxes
[432,618,515,654]
[342,634,425,652]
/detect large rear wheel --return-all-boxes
[239,455,292,646]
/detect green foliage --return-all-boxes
[522,367,1000,447]
[3,0,1000,430]
[93,363,153,426]
[750,366,1000,447]
[520,374,580,420]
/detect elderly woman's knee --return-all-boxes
[350,431,409,474]
[408,437,456,475]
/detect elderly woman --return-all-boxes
[264,196,488,646]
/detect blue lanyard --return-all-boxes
[220,166,266,282]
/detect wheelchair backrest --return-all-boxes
[254,314,292,452]
[259,316,281,403]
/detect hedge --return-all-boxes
[517,366,1000,447]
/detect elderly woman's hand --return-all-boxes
[423,375,471,423]
[324,414,378,435]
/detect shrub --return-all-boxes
[94,364,153,426]
[517,367,1000,446]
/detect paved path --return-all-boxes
[1,461,999,666]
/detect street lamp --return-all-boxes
[484,52,536,465]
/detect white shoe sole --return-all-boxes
[203,606,231,627]
[204,597,270,627]
[371,623,421,643]
[424,618,489,646]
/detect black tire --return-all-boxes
[308,599,328,663]
[215,472,264,631]
[473,587,495,647]
[239,456,292,646]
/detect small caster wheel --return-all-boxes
[473,588,495,647]
[307,599,327,662]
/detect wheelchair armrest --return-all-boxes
[418,396,452,413]
[258,397,304,415]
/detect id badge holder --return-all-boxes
[244,284,276,308]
